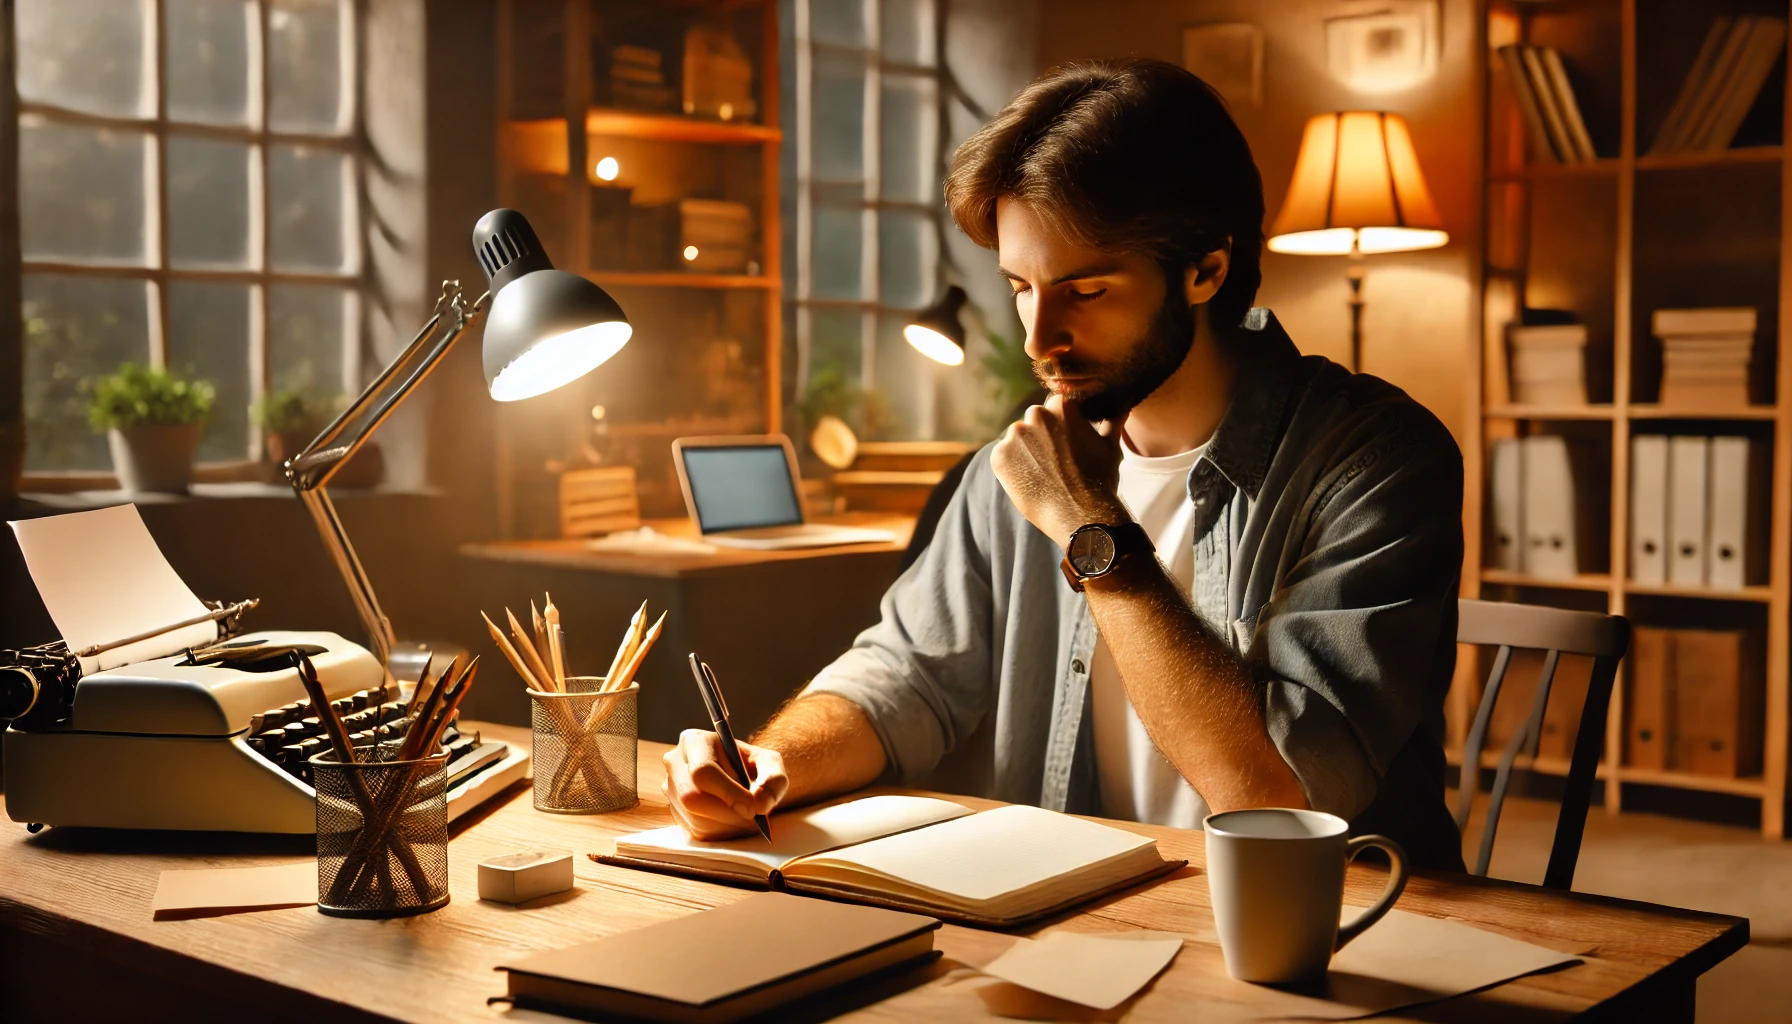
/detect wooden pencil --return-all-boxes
[483,610,544,690]
[507,607,556,691]
[530,600,551,672]
[611,610,666,691]
[544,593,567,688]
[603,600,647,687]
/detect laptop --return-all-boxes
[671,435,899,550]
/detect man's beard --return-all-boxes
[1033,288,1196,423]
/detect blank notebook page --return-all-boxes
[615,795,972,874]
[795,804,1155,901]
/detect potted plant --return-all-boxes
[87,363,214,493]
[254,388,383,488]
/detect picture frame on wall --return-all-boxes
[1181,23,1264,109]
[1325,0,1440,94]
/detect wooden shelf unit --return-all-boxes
[1469,0,1792,836]
[493,0,781,536]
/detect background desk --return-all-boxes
[1,726,1747,1023]
[456,515,915,740]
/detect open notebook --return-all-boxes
[598,795,1183,928]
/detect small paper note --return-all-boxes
[981,929,1183,1010]
[152,862,317,920]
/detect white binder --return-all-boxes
[1489,439,1524,571]
[1667,436,1710,586]
[1521,435,1578,579]
[1630,435,1669,584]
[1707,436,1752,589]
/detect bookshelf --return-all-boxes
[492,0,781,534]
[1468,0,1792,837]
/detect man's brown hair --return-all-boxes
[945,59,1264,334]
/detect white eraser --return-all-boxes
[478,849,575,904]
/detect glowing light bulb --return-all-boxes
[594,156,619,181]
[683,245,700,261]
[718,102,734,121]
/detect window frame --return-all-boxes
[788,0,941,410]
[17,0,366,489]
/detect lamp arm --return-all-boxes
[283,280,491,671]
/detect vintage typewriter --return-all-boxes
[2,621,531,834]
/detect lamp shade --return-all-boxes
[904,285,969,366]
[1267,112,1449,256]
[471,208,633,402]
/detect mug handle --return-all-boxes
[1334,834,1409,952]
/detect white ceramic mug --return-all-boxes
[1203,808,1409,983]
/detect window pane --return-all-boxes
[876,312,927,438]
[806,306,863,389]
[167,283,252,462]
[23,275,151,471]
[811,205,863,300]
[270,0,346,132]
[879,209,934,309]
[811,0,866,47]
[880,74,936,205]
[169,136,251,267]
[168,0,252,125]
[813,50,865,182]
[16,0,147,117]
[270,285,348,395]
[881,0,936,66]
[270,144,350,271]
[20,120,149,264]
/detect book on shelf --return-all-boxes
[599,795,1182,928]
[1486,434,1603,581]
[1652,307,1756,407]
[1649,17,1787,155]
[1631,433,1766,590]
[1624,626,1765,779]
[1498,44,1596,163]
[1507,322,1588,406]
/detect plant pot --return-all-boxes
[108,424,201,493]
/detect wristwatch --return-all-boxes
[1059,522,1153,592]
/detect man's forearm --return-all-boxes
[751,692,888,805]
[1086,557,1308,812]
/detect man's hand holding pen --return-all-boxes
[662,730,789,840]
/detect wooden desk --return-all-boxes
[457,516,915,742]
[1,727,1747,1023]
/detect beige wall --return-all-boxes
[1036,0,1479,444]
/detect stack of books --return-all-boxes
[1653,307,1755,408]
[678,199,753,273]
[1649,17,1787,156]
[1497,44,1596,163]
[1508,322,1587,405]
[610,44,676,112]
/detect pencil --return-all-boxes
[421,657,479,752]
[544,593,566,688]
[603,600,647,688]
[531,600,551,672]
[398,655,460,761]
[611,610,666,691]
[483,610,544,690]
[508,607,556,691]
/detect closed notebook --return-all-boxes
[497,892,941,1024]
[601,795,1181,928]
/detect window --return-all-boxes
[781,0,942,438]
[16,0,362,474]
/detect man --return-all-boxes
[665,59,1466,870]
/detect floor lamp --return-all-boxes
[285,209,631,680]
[1266,112,1449,372]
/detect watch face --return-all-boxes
[1068,526,1116,576]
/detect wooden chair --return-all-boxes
[1455,598,1631,890]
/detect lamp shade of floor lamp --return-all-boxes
[1266,111,1448,371]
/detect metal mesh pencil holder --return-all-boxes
[312,747,451,918]
[529,677,639,814]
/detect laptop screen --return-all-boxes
[680,444,803,533]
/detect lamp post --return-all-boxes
[1266,111,1449,372]
[285,209,631,678]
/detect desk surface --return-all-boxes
[0,726,1747,1023]
[459,514,917,580]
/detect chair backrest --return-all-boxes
[1455,598,1631,890]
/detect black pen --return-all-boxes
[687,652,773,843]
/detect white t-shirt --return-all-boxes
[1089,438,1209,829]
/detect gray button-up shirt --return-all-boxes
[806,310,1465,869]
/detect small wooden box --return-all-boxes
[559,466,641,538]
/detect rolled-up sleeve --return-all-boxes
[803,449,1000,783]
[1254,415,1463,820]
